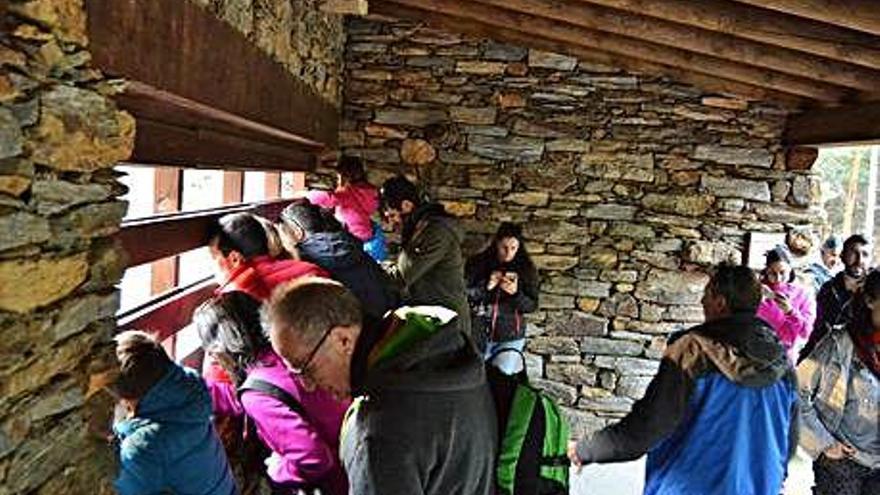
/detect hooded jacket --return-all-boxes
[465,251,539,343]
[114,364,238,495]
[297,231,399,319]
[308,184,379,241]
[756,281,816,362]
[341,307,496,495]
[395,203,471,336]
[575,313,798,495]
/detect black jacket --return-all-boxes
[465,251,539,342]
[298,231,399,319]
[800,272,854,362]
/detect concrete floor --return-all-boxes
[571,450,814,495]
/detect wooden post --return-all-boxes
[222,171,244,204]
[265,172,282,200]
[151,167,181,295]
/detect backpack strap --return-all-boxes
[238,376,308,419]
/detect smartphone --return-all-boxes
[504,272,518,282]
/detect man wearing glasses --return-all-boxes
[266,277,496,495]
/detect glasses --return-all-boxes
[289,326,333,377]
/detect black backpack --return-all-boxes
[487,349,570,495]
[238,376,326,495]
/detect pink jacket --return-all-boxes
[756,282,816,362]
[308,184,378,241]
[206,351,350,494]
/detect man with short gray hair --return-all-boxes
[266,277,495,495]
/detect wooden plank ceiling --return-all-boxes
[367,0,880,145]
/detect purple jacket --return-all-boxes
[757,282,816,363]
[206,350,349,494]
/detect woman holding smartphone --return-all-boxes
[465,223,539,374]
[757,245,816,363]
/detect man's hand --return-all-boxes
[567,440,583,474]
[488,271,503,290]
[824,442,856,460]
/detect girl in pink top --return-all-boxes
[307,156,386,261]
[757,246,817,363]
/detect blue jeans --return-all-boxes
[484,338,526,375]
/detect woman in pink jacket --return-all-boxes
[194,291,350,495]
[307,156,387,261]
[757,246,817,363]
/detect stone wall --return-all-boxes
[194,0,346,108]
[339,17,821,436]
[0,1,133,493]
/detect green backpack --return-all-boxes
[488,349,571,495]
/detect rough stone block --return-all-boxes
[683,240,742,265]
[0,253,88,313]
[449,106,497,125]
[483,41,527,61]
[608,222,654,239]
[455,61,506,75]
[528,50,577,71]
[641,193,713,217]
[580,337,643,356]
[561,406,606,438]
[701,175,771,201]
[527,336,580,355]
[635,269,709,305]
[617,375,653,400]
[547,311,608,337]
[581,246,618,268]
[505,191,550,207]
[374,107,447,126]
[539,293,574,310]
[0,107,23,159]
[546,363,597,386]
[581,203,637,221]
[52,292,119,343]
[512,119,566,138]
[0,212,51,252]
[694,145,773,168]
[468,135,544,163]
[31,179,113,215]
[531,378,579,406]
[32,86,134,171]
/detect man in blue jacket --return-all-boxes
[111,330,238,495]
[569,264,799,495]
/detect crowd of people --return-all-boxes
[106,157,878,495]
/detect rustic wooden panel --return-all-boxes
[222,171,244,204]
[265,173,282,200]
[118,199,293,268]
[784,102,880,146]
[86,0,338,146]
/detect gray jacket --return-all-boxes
[797,328,880,468]
[341,307,496,495]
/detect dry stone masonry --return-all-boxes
[0,1,133,493]
[338,16,821,438]
[193,0,346,108]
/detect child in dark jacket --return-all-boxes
[111,330,238,495]
[465,223,539,373]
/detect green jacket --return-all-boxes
[395,203,470,336]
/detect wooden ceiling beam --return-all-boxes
[574,0,880,71]
[733,0,880,38]
[370,2,808,106]
[469,0,880,92]
[378,0,849,102]
[784,101,880,146]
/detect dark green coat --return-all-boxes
[395,203,471,336]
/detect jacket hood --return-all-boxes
[352,306,484,395]
[116,365,212,438]
[402,203,462,245]
[686,313,792,387]
[298,232,363,271]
